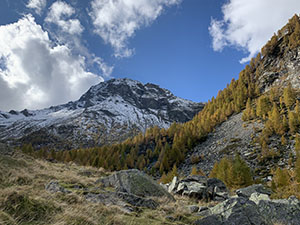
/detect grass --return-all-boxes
[0,151,206,225]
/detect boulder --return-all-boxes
[85,191,158,209]
[236,184,271,198]
[170,176,229,202]
[182,182,206,199]
[206,178,228,201]
[96,169,174,200]
[181,175,207,185]
[195,197,271,225]
[256,195,300,224]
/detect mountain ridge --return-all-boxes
[0,78,204,149]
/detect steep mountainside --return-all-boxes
[181,15,300,179]
[0,78,203,149]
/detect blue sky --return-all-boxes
[0,0,299,111]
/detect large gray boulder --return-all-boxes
[256,196,300,225]
[236,184,271,198]
[195,197,271,225]
[195,189,300,225]
[85,191,158,210]
[96,169,174,200]
[170,175,228,202]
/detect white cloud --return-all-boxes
[45,1,83,35]
[0,14,103,111]
[209,0,300,63]
[90,0,181,58]
[26,0,47,15]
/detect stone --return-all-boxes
[181,175,207,185]
[236,184,272,198]
[198,206,209,212]
[168,176,178,193]
[206,197,270,225]
[175,182,187,195]
[45,181,71,194]
[257,197,300,224]
[188,205,199,213]
[206,178,228,201]
[249,192,270,205]
[96,169,174,200]
[183,182,206,199]
[85,191,158,209]
[194,215,222,225]
[116,192,158,209]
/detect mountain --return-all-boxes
[0,78,204,149]
[180,15,300,179]
[37,15,300,187]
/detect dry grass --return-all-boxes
[0,152,206,225]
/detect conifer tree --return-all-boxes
[283,84,296,109]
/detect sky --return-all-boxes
[0,0,300,111]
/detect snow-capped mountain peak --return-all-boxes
[0,78,204,149]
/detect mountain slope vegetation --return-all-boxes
[23,15,300,192]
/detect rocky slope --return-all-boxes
[181,27,300,179]
[0,78,203,149]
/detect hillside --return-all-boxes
[0,78,203,149]
[34,14,300,184]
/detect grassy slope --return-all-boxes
[0,151,203,225]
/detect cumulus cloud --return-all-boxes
[26,0,47,15]
[0,14,103,111]
[209,0,300,63]
[45,1,83,35]
[89,0,181,58]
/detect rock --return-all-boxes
[175,182,186,195]
[96,169,174,200]
[168,176,178,193]
[256,196,300,224]
[236,184,272,198]
[165,216,176,222]
[206,197,271,225]
[188,205,199,213]
[206,178,228,201]
[170,176,228,202]
[181,175,207,185]
[182,182,206,199]
[198,206,209,212]
[116,192,158,209]
[45,181,71,194]
[85,191,158,209]
[194,215,222,225]
[249,192,270,204]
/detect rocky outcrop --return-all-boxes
[46,169,172,212]
[96,169,174,200]
[194,184,300,225]
[236,184,272,198]
[166,175,228,202]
